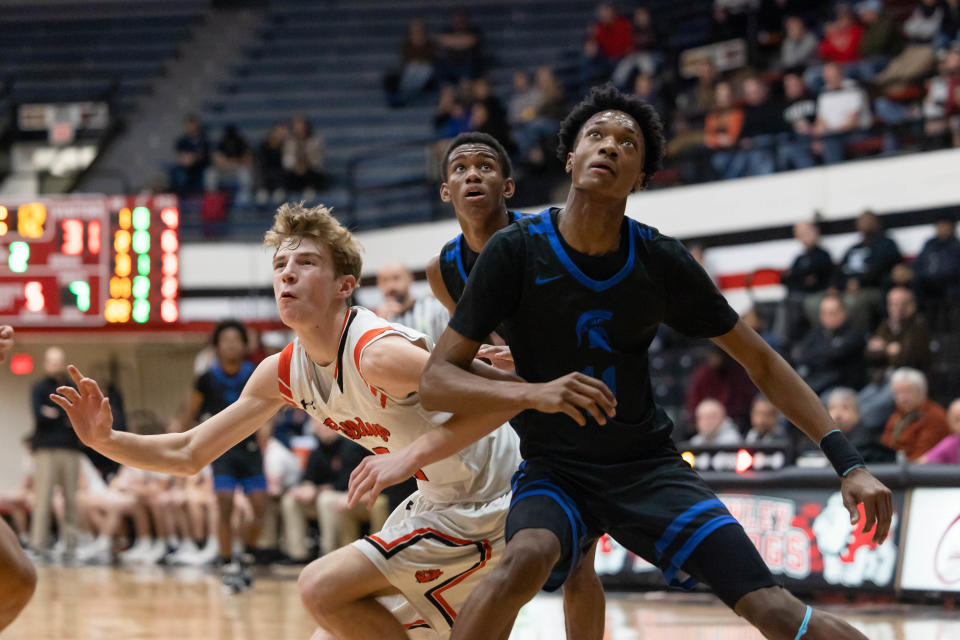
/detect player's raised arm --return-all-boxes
[50,355,287,476]
[713,319,893,544]
[0,325,13,363]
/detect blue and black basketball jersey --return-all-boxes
[196,360,258,451]
[449,208,739,465]
[438,210,522,304]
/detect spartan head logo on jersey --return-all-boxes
[576,310,614,352]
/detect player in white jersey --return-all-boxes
[50,203,527,640]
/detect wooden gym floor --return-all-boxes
[4,566,959,639]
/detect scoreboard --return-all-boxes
[0,195,179,326]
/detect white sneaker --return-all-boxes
[75,537,112,565]
[167,540,200,566]
[143,539,169,565]
[119,538,153,563]
[182,539,219,566]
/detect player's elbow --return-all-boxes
[419,362,445,410]
[176,435,205,477]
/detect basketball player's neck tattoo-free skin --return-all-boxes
[561,110,646,256]
[443,144,514,253]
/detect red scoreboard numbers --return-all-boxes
[0,195,179,326]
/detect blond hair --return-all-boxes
[264,203,363,280]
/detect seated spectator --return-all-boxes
[257,436,301,556]
[690,399,743,446]
[632,73,664,115]
[724,76,783,178]
[280,428,329,562]
[375,262,449,342]
[745,395,787,444]
[685,345,757,429]
[708,5,742,44]
[612,6,662,88]
[706,82,746,178]
[389,19,435,107]
[677,60,719,119]
[874,0,942,92]
[507,70,540,129]
[882,367,950,460]
[817,4,863,66]
[283,115,327,198]
[920,398,960,463]
[792,294,867,395]
[781,220,833,341]
[169,114,209,196]
[836,210,903,329]
[512,66,567,163]
[855,0,903,81]
[581,2,634,91]
[256,122,289,204]
[798,387,895,462]
[922,49,960,149]
[433,85,471,140]
[913,211,960,308]
[436,9,484,84]
[469,78,514,153]
[780,15,819,72]
[812,63,872,164]
[778,73,817,169]
[865,287,931,377]
[204,125,253,206]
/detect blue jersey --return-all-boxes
[438,210,522,304]
[449,208,738,465]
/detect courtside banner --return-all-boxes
[899,488,960,593]
[595,489,905,594]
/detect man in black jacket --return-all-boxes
[781,221,834,342]
[912,212,960,311]
[836,211,902,330]
[793,295,867,395]
[29,346,83,559]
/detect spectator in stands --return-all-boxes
[874,0,941,93]
[920,398,960,463]
[631,73,664,115]
[468,78,514,153]
[706,81,745,178]
[389,19,435,107]
[836,210,903,329]
[256,122,289,204]
[865,287,931,376]
[436,9,485,84]
[374,262,449,342]
[855,0,903,80]
[745,395,787,444]
[811,62,872,164]
[708,5,742,44]
[511,66,567,162]
[778,73,817,169]
[611,6,662,88]
[781,220,833,341]
[677,60,719,119]
[205,125,253,206]
[581,2,633,91]
[433,85,471,140]
[283,115,326,199]
[797,387,894,462]
[780,15,819,72]
[792,295,867,395]
[817,4,863,66]
[881,367,950,461]
[685,345,757,429]
[29,347,82,559]
[170,114,209,196]
[508,70,539,129]
[922,50,960,148]
[913,211,960,307]
[690,399,743,445]
[727,76,782,178]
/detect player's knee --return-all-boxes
[492,532,560,596]
[297,558,345,619]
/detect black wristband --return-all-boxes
[819,429,866,478]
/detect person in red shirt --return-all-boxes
[818,4,863,64]
[580,3,634,91]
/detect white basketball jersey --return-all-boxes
[278,307,520,505]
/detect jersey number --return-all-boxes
[372,446,429,481]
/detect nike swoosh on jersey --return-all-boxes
[534,274,563,285]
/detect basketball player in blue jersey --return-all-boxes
[181,320,265,591]
[0,325,37,631]
[425,132,606,639]
[351,85,892,640]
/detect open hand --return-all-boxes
[48,364,114,448]
[841,467,893,545]
[347,451,419,510]
[525,371,616,426]
[0,325,13,363]
[477,344,515,371]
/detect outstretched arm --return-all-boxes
[0,325,13,363]
[50,356,287,476]
[713,320,893,543]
